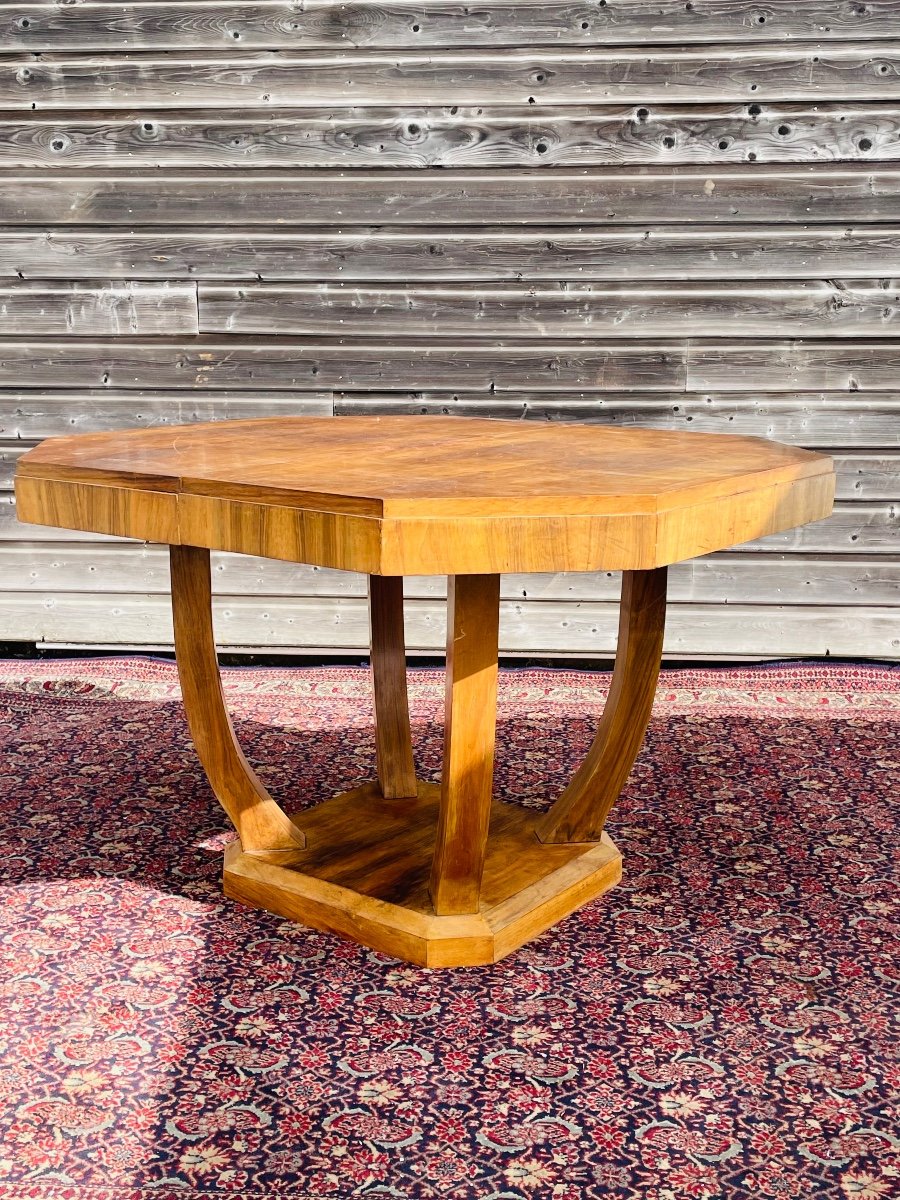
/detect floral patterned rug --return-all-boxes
[0,658,897,1200]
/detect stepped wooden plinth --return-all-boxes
[224,782,621,967]
[15,415,835,967]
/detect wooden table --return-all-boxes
[16,416,835,967]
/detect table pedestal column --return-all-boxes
[431,574,501,916]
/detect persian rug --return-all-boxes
[0,658,897,1200]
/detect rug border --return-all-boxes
[0,655,896,716]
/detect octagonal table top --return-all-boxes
[15,415,835,575]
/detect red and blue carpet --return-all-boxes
[0,659,897,1200]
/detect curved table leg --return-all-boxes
[537,566,667,845]
[170,544,307,855]
[368,575,417,799]
[430,573,501,915]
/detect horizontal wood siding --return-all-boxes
[4,48,900,109]
[4,104,900,169]
[5,2,900,50]
[199,281,900,338]
[2,593,897,658]
[6,228,900,280]
[1,3,898,657]
[4,167,900,225]
[0,282,199,335]
[3,546,899,606]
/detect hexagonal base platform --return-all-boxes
[222,781,622,967]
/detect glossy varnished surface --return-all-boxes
[538,566,668,844]
[16,415,835,575]
[169,543,307,854]
[223,781,623,967]
[18,414,830,514]
[431,573,501,915]
[13,416,836,964]
[368,574,417,800]
[266,782,591,911]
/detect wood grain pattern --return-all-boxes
[199,280,900,338]
[749,503,897,554]
[0,443,886,510]
[4,103,897,170]
[14,448,883,508]
[431,573,501,915]
[368,574,417,799]
[16,415,834,573]
[7,338,900,393]
[3,0,898,661]
[0,281,198,335]
[834,453,900,500]
[13,474,180,543]
[222,784,622,967]
[688,341,900,392]
[538,568,667,843]
[6,166,900,226]
[0,389,333,437]
[169,542,307,853]
[4,47,899,110]
[6,1,900,51]
[3,389,899,448]
[1,446,873,511]
[6,227,899,282]
[17,413,827,514]
[12,414,751,960]
[0,339,688,391]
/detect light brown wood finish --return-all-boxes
[430,573,501,916]
[15,417,837,965]
[4,0,896,954]
[19,439,890,508]
[538,567,668,844]
[15,417,835,576]
[169,543,306,854]
[223,782,622,968]
[368,574,417,799]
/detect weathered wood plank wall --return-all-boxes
[1,1,898,657]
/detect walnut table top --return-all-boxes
[15,415,834,576]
